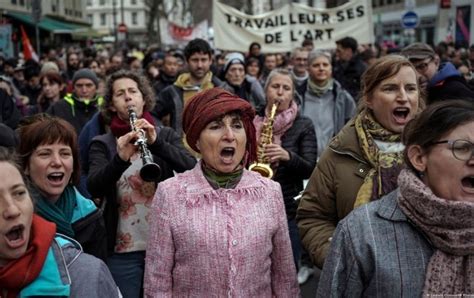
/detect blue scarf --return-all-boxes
[32,185,76,237]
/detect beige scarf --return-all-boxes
[174,72,214,104]
[397,169,474,295]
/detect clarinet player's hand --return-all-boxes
[117,131,139,162]
[135,118,157,145]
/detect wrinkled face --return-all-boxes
[411,57,438,91]
[265,73,294,113]
[187,52,212,81]
[26,142,74,203]
[225,64,245,86]
[42,77,63,100]
[162,56,179,77]
[110,78,145,121]
[73,78,97,101]
[0,162,33,266]
[264,55,277,71]
[246,61,260,78]
[411,121,474,203]
[308,55,332,84]
[292,50,308,76]
[366,66,419,133]
[196,113,247,174]
[335,44,352,62]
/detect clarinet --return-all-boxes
[128,106,161,182]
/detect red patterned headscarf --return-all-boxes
[182,88,257,166]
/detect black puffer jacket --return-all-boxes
[272,113,318,220]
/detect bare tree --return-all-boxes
[144,0,178,46]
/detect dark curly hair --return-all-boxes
[101,70,155,124]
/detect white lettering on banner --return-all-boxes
[213,0,374,52]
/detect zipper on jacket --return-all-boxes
[329,147,368,165]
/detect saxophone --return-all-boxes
[249,103,278,178]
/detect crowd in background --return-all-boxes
[0,35,474,297]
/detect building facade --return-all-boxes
[85,0,147,45]
[0,0,90,56]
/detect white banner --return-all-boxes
[213,0,374,52]
[160,19,209,46]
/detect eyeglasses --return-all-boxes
[430,139,474,161]
[413,58,433,72]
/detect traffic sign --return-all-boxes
[401,11,419,29]
[118,23,127,33]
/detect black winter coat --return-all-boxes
[272,113,318,220]
[428,76,474,104]
[46,94,100,135]
[87,127,196,254]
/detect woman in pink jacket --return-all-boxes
[144,88,299,297]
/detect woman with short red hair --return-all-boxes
[144,88,299,297]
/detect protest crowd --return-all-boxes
[1,15,474,298]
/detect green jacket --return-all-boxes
[296,119,371,268]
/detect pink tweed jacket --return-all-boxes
[144,163,299,297]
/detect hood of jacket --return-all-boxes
[429,62,461,87]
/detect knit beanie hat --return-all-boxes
[72,68,99,87]
[182,87,257,166]
[223,52,245,75]
[40,62,60,74]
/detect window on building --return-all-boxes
[52,3,56,11]
[11,0,17,5]
[87,0,92,5]
[131,0,137,4]
[100,0,106,5]
[132,12,138,25]
[100,13,106,25]
[387,0,393,4]
[88,14,93,24]
[19,0,24,5]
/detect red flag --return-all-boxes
[20,25,39,62]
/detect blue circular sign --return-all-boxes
[401,11,419,29]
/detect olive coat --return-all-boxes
[296,119,371,268]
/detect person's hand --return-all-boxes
[117,131,139,162]
[134,118,157,145]
[264,143,290,162]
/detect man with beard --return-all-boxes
[401,42,474,105]
[155,38,222,136]
[220,52,265,115]
[66,52,80,82]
